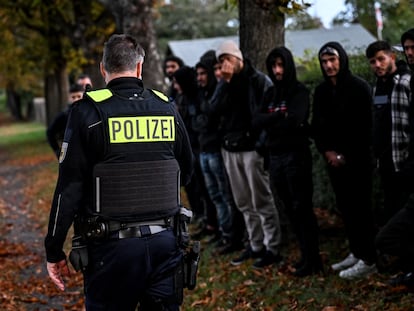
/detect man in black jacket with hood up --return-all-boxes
[253,47,322,276]
[311,41,378,279]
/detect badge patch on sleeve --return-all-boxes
[59,142,68,163]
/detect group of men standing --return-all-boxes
[165,29,414,284]
[43,27,414,311]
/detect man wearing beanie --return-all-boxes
[210,40,283,269]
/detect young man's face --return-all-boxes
[172,78,182,94]
[69,91,83,103]
[196,67,208,88]
[218,54,242,74]
[213,63,222,81]
[320,54,340,77]
[272,57,284,81]
[368,50,396,78]
[403,38,414,66]
[77,77,92,90]
[165,61,180,79]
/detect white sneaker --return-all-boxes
[331,253,358,271]
[339,260,377,279]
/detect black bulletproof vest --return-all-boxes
[87,88,181,222]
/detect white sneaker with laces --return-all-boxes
[339,259,377,279]
[331,253,358,271]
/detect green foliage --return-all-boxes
[381,0,414,44]
[286,11,323,30]
[0,90,6,113]
[155,0,238,53]
[0,122,46,147]
[336,1,414,45]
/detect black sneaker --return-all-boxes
[388,272,414,288]
[293,261,324,277]
[191,226,216,240]
[230,247,265,266]
[252,250,283,269]
[206,233,222,244]
[217,241,245,255]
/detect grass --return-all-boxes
[1,114,413,311]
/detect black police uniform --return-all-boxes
[44,77,194,310]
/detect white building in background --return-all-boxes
[167,23,376,66]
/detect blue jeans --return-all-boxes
[199,152,234,236]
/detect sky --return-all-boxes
[306,0,347,28]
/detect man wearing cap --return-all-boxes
[211,40,282,269]
[311,42,378,279]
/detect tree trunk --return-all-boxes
[45,66,69,126]
[239,0,285,73]
[101,0,164,91]
[5,83,23,121]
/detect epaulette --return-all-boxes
[86,89,113,103]
[150,89,169,102]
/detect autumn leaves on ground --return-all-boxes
[0,114,413,311]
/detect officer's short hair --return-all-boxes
[102,34,145,73]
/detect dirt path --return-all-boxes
[0,147,84,310]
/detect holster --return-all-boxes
[173,206,201,290]
[68,235,89,272]
[183,241,201,290]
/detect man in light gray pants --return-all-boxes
[211,40,282,269]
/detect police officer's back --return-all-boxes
[44,34,194,311]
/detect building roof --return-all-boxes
[167,23,377,67]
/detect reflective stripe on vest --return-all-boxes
[87,89,113,102]
[151,89,169,102]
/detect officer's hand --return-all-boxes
[47,259,70,291]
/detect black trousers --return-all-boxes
[84,229,182,311]
[269,149,320,263]
[375,194,414,272]
[327,160,377,263]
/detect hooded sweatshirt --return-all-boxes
[193,50,222,152]
[311,41,373,165]
[173,66,200,151]
[401,28,414,71]
[253,46,311,154]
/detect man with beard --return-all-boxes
[312,42,377,279]
[366,40,413,222]
[211,40,282,269]
[373,31,414,290]
[253,47,322,276]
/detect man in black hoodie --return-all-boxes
[173,66,219,239]
[311,42,378,279]
[254,47,322,276]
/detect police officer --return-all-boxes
[44,34,194,310]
